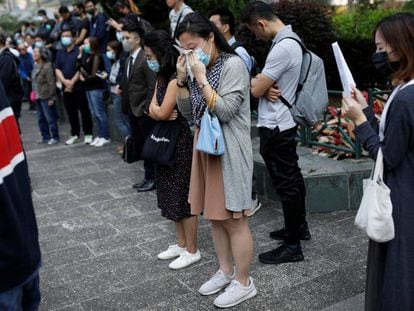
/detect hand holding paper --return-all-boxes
[332,42,356,97]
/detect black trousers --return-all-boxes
[62,90,93,137]
[259,126,307,244]
[129,113,155,181]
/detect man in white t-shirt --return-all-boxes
[166,0,193,37]
[241,1,311,266]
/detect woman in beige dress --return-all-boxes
[175,12,256,309]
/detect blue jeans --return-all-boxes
[0,271,41,311]
[111,93,131,139]
[86,89,109,139]
[37,99,59,141]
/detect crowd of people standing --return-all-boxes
[1,0,414,310]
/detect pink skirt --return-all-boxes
[188,129,248,220]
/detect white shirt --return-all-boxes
[258,25,302,132]
[228,36,252,73]
[169,3,193,35]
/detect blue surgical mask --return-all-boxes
[195,40,212,66]
[84,45,91,54]
[61,37,72,46]
[106,50,115,60]
[116,32,123,42]
[147,59,160,73]
[34,41,44,48]
[17,39,24,45]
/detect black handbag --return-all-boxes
[122,135,140,164]
[141,120,182,167]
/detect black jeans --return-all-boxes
[130,114,155,181]
[62,90,93,137]
[259,126,307,244]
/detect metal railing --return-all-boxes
[298,89,390,159]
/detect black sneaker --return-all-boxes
[269,223,311,241]
[258,242,304,265]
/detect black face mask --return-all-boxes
[86,9,95,15]
[372,51,400,77]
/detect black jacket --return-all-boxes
[0,48,23,105]
[121,49,156,117]
[0,81,41,292]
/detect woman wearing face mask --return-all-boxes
[175,12,256,308]
[32,47,60,144]
[107,40,131,153]
[79,36,110,147]
[142,29,200,270]
[342,13,414,311]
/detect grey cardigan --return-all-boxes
[177,56,253,212]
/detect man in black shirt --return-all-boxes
[55,28,93,145]
[73,2,89,45]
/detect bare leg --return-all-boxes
[182,216,198,254]
[211,220,233,276]
[175,221,186,248]
[223,217,253,286]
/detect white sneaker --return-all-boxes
[157,244,186,260]
[94,137,111,147]
[65,135,80,145]
[168,250,201,270]
[247,198,262,217]
[90,137,101,146]
[199,269,235,296]
[213,278,257,308]
[84,135,93,144]
[47,138,59,145]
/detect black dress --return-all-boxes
[154,78,193,222]
[354,84,414,311]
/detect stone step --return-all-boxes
[106,105,372,213]
[253,137,373,213]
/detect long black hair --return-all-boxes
[142,29,179,82]
[175,11,235,55]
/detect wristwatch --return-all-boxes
[177,80,187,88]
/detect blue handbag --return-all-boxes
[196,108,225,155]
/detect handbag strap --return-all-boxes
[371,148,384,182]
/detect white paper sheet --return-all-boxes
[332,42,356,97]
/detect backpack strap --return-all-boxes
[278,36,307,53]
[173,9,187,40]
[230,41,244,51]
[275,36,311,109]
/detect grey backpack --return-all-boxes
[278,37,328,127]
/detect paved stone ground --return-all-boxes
[19,103,367,310]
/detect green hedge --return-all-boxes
[332,7,398,40]
[0,14,20,34]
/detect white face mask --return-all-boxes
[122,40,132,53]
[106,50,115,60]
